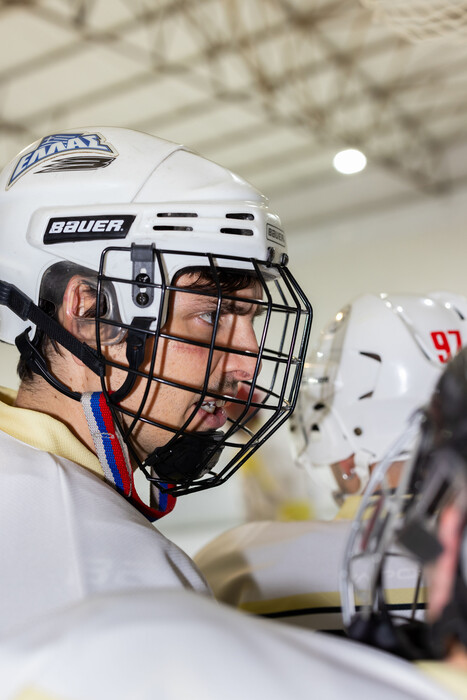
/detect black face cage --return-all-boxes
[341,407,467,659]
[94,245,312,497]
[340,414,429,652]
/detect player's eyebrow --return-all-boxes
[194,297,266,317]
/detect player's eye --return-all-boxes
[199,311,218,326]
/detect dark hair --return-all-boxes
[173,267,255,294]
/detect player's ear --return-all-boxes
[60,275,100,346]
[59,275,126,367]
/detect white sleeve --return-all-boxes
[0,589,454,700]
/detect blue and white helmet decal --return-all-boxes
[7,132,118,189]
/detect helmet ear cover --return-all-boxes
[41,261,125,346]
[15,261,123,385]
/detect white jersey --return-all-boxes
[0,588,455,700]
[0,428,209,635]
[194,516,424,631]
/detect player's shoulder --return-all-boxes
[0,589,454,700]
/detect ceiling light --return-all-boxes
[333,148,367,175]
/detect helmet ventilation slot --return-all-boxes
[226,212,254,220]
[222,212,254,235]
[154,211,196,232]
[157,212,198,217]
[153,225,194,231]
[220,228,253,236]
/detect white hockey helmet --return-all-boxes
[293,291,467,470]
[0,127,312,502]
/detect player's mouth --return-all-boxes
[200,399,226,414]
[194,398,228,429]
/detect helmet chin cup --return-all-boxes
[347,610,431,661]
[144,430,225,483]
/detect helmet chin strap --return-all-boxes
[81,391,176,521]
[2,281,104,387]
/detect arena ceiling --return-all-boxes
[1,0,467,235]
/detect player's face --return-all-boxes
[330,455,405,496]
[112,272,263,461]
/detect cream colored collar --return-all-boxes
[0,387,103,478]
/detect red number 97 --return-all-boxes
[430,330,462,363]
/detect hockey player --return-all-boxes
[293,292,467,519]
[195,292,467,631]
[0,126,312,634]
[342,345,467,698]
[238,292,467,522]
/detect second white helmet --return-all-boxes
[293,291,467,470]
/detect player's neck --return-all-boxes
[15,375,95,454]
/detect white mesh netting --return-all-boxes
[360,0,467,42]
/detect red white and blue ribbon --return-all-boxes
[81,391,175,521]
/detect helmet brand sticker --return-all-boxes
[7,132,118,189]
[266,224,286,247]
[44,215,135,244]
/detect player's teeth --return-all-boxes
[201,400,226,414]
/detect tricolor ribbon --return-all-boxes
[81,391,176,521]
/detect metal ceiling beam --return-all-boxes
[0,0,465,202]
